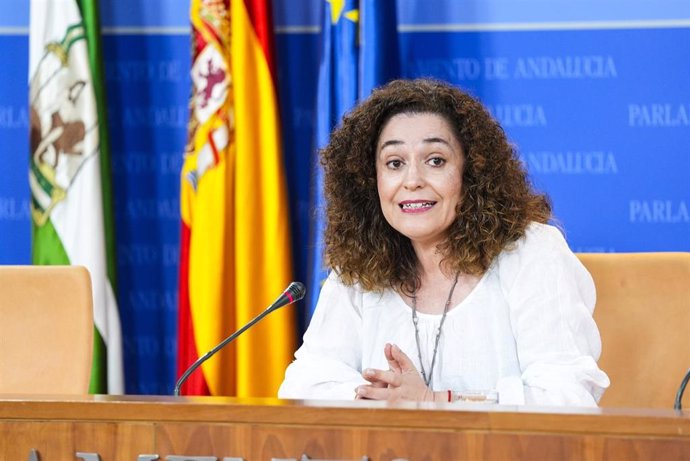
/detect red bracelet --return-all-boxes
[447,390,452,402]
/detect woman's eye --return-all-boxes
[387,159,403,169]
[428,157,445,167]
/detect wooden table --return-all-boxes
[0,395,688,460]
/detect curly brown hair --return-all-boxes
[321,78,551,293]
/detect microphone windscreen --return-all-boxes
[287,281,306,302]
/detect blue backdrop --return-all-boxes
[0,0,688,395]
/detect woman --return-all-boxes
[279,78,609,405]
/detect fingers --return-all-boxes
[362,377,387,388]
[388,343,417,373]
[362,367,401,387]
[359,343,421,397]
[367,343,417,382]
[355,384,394,401]
[384,343,402,373]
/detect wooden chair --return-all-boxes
[0,265,93,394]
[577,253,690,408]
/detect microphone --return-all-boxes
[174,281,306,396]
[674,367,690,410]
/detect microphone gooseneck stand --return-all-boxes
[174,281,306,396]
[674,367,690,410]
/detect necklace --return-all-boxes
[411,272,459,388]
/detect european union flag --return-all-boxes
[359,0,400,99]
[306,0,400,322]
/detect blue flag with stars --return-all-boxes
[306,0,400,322]
[359,0,400,99]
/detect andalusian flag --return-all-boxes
[29,0,123,393]
[178,0,295,397]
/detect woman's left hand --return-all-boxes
[356,343,441,402]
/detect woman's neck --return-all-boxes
[408,240,481,314]
[412,240,448,281]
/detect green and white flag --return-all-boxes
[29,0,123,394]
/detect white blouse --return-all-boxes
[279,223,610,406]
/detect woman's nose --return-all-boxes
[403,163,425,190]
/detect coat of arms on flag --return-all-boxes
[30,21,97,226]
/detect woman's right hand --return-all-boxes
[356,343,441,402]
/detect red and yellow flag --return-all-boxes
[177,0,295,397]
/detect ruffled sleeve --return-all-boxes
[278,272,368,399]
[495,224,610,406]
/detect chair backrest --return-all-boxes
[577,253,690,409]
[0,265,93,394]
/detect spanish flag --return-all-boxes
[177,0,295,397]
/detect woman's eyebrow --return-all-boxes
[423,137,451,146]
[379,139,404,150]
[379,137,451,151]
